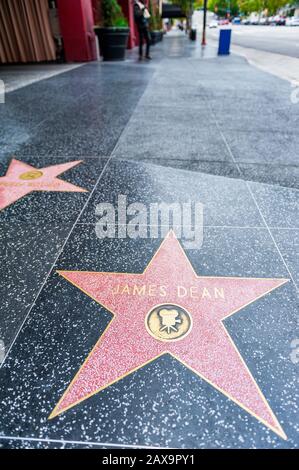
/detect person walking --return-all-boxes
[134,0,152,60]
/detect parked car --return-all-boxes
[277,16,286,25]
[209,20,218,28]
[286,16,299,26]
[241,18,250,25]
[249,16,259,25]
[258,17,269,25]
[232,17,241,24]
[271,15,286,25]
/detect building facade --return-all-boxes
[0,0,141,64]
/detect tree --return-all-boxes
[208,0,240,16]
[172,0,291,18]
[237,0,289,15]
[265,0,289,15]
[194,0,204,8]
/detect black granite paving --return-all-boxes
[0,32,298,449]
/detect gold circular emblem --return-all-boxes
[19,170,43,180]
[145,304,192,342]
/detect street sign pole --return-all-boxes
[202,0,208,45]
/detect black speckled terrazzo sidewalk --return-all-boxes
[0,33,298,449]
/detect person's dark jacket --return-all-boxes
[134,2,148,28]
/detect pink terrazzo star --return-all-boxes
[50,232,288,439]
[0,158,87,211]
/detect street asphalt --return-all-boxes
[208,25,299,58]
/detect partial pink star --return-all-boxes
[50,232,288,439]
[0,158,87,211]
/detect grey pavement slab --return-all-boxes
[238,163,299,190]
[80,159,262,227]
[1,62,154,158]
[223,130,299,165]
[0,220,72,357]
[128,104,215,128]
[249,181,299,229]
[211,108,298,134]
[122,159,241,179]
[0,64,84,93]
[0,155,108,223]
[0,437,127,449]
[0,217,297,448]
[113,121,231,161]
[110,39,298,190]
[271,229,299,287]
[0,154,108,353]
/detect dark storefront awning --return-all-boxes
[161,4,186,18]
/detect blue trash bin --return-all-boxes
[218,29,231,55]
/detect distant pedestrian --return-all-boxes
[134,0,152,60]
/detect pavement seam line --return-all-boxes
[217,127,297,290]
[0,156,113,368]
[111,67,160,157]
[75,223,299,230]
[3,64,86,94]
[205,95,298,291]
[242,182,298,291]
[3,79,95,154]
[0,435,167,449]
[1,61,157,367]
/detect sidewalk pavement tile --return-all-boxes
[57,225,290,280]
[128,104,215,128]
[121,159,241,180]
[79,159,262,227]
[0,223,296,448]
[0,438,124,449]
[211,109,297,134]
[222,130,298,165]
[140,85,208,108]
[248,182,299,229]
[113,124,231,162]
[237,163,299,190]
[271,229,299,287]
[0,155,108,223]
[0,221,72,355]
[1,63,154,158]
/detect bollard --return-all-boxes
[218,29,231,55]
[189,29,197,41]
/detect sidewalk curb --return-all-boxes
[231,44,299,84]
[208,37,299,84]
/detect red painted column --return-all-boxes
[57,0,97,62]
[119,0,137,49]
[91,0,101,24]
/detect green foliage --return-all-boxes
[194,0,204,8]
[150,14,160,30]
[207,0,290,15]
[208,0,240,16]
[149,0,163,31]
[192,0,293,16]
[170,0,193,16]
[101,0,128,27]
